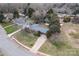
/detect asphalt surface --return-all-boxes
[0,25,36,56]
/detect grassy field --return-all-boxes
[4,24,20,34]
[13,30,38,48]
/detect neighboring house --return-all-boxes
[13,17,26,26]
[18,8,24,13]
[3,13,13,22]
[6,13,13,19]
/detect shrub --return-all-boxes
[46,30,52,38]
[33,31,41,36]
[63,16,71,22]
[49,24,61,33]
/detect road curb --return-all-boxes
[11,36,50,56]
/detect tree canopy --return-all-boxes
[27,8,35,18]
[13,10,19,19]
[46,9,61,34]
[47,9,54,14]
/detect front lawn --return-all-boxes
[13,30,38,48]
[4,24,20,34]
[0,22,13,28]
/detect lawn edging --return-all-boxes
[11,36,50,56]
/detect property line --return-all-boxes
[4,24,14,28]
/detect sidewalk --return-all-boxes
[8,29,22,37]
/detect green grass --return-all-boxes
[51,40,68,48]
[13,30,38,48]
[4,25,20,34]
[0,22,13,28]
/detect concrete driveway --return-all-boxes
[31,34,47,52]
[0,25,36,56]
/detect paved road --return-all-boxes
[0,25,36,56]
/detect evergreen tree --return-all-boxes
[0,11,4,23]
[23,3,30,16]
[27,8,35,18]
[46,9,61,34]
[47,9,53,14]
[13,10,19,19]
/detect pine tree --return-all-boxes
[47,9,61,33]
